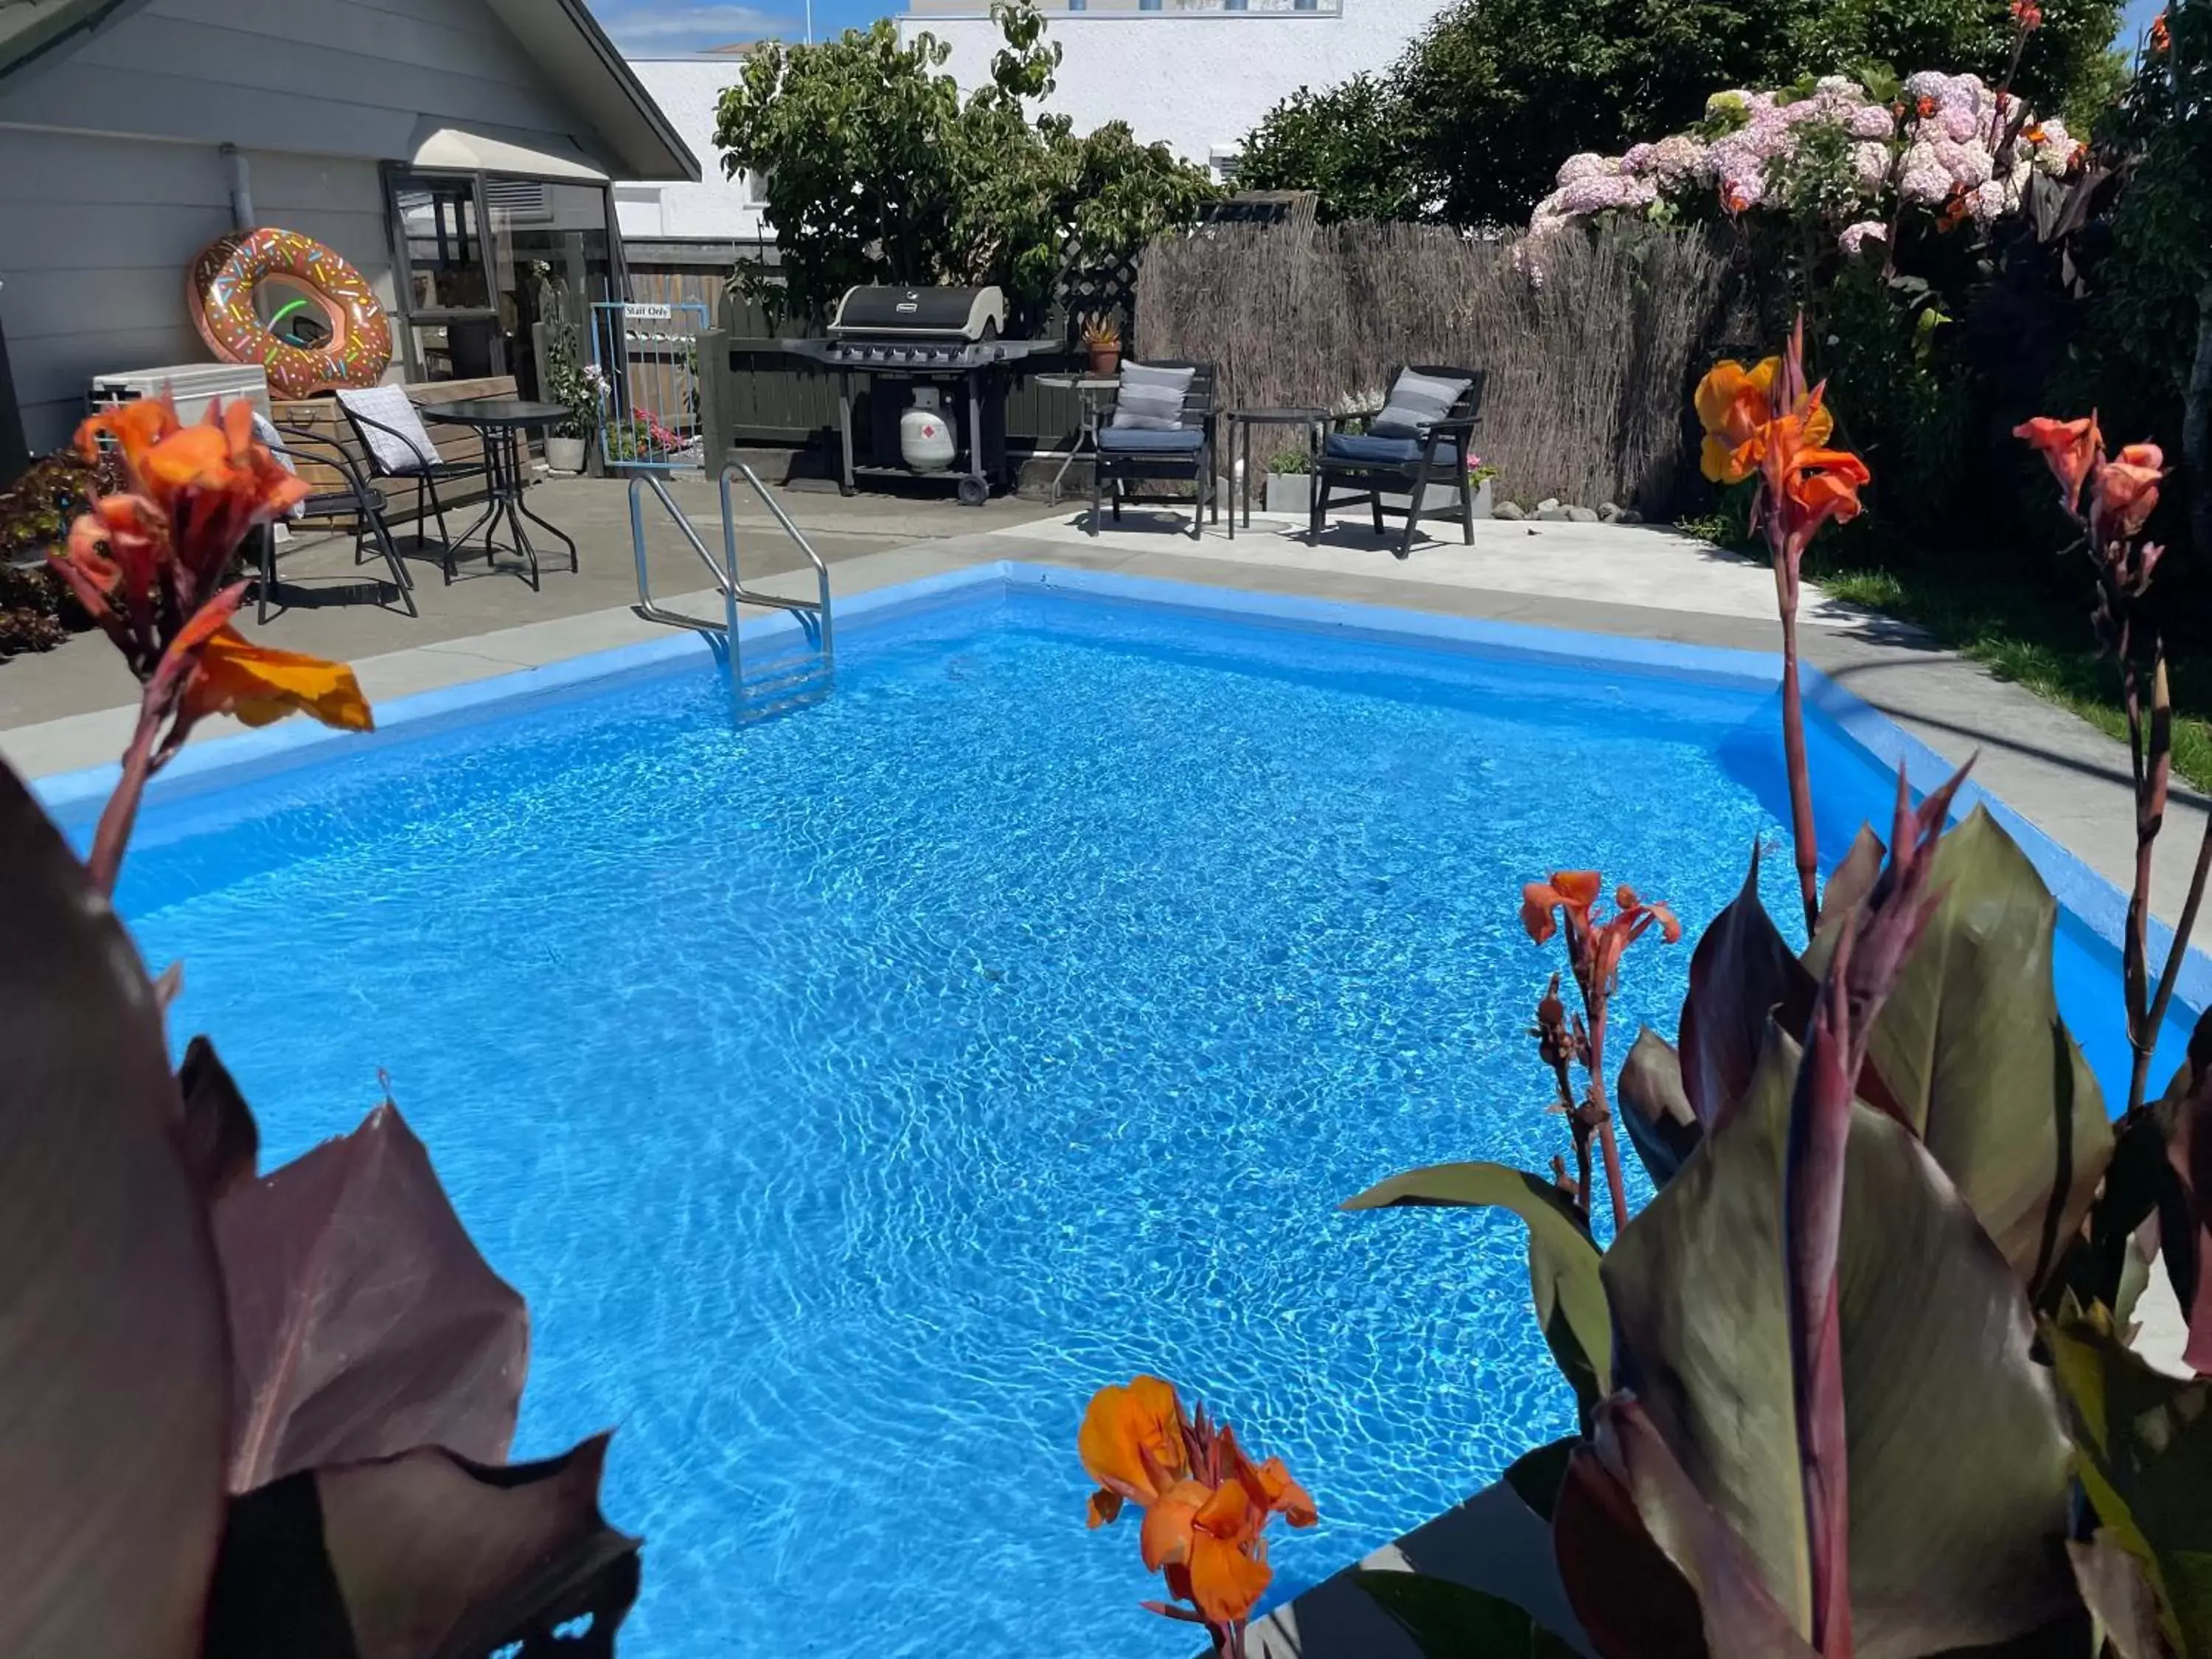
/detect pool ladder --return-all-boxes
[627,465,834,722]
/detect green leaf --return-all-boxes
[1503,1436,1577,1523]
[1808,824,1886,965]
[1344,1163,1610,1414]
[1853,807,2112,1290]
[1603,1024,2076,1658]
[2045,1308,2212,1658]
[1354,1571,1575,1657]
[1618,1027,1702,1190]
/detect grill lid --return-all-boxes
[830,285,1007,341]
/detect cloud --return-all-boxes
[591,1,799,50]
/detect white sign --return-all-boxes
[624,302,675,321]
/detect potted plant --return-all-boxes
[1263,447,1315,514]
[540,330,605,473]
[1080,313,1122,378]
[1465,453,1498,518]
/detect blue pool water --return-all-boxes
[109,583,2186,1658]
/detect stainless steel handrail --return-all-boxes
[626,468,834,671]
[719,462,834,668]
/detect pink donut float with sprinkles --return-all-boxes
[187,229,394,400]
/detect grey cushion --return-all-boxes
[1110,361,1197,431]
[1099,425,1204,453]
[1324,431,1423,465]
[1368,369,1471,439]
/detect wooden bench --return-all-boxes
[274,376,516,528]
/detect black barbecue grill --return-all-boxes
[782,285,1045,506]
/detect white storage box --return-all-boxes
[88,363,272,420]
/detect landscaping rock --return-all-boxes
[1535,496,1562,512]
[1566,506,1601,523]
[1536,504,1572,522]
[1598,501,1624,523]
[1619,508,1644,524]
[1493,501,1526,520]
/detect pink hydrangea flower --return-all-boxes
[1840,220,1888,257]
[1972,179,2010,222]
[1853,141,1892,191]
[1848,103,1896,139]
[1899,145,1951,204]
[1934,139,1994,187]
[1556,152,1615,185]
[1621,142,1657,175]
[1648,133,1706,181]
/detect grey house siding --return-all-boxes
[0,0,615,452]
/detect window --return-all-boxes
[739,168,773,206]
[1138,0,1161,11]
[1066,0,1087,11]
[1209,147,1241,185]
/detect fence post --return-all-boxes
[698,327,733,471]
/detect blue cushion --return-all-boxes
[1324,432,1423,465]
[1099,426,1204,453]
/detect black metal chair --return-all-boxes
[1310,366,1486,560]
[1089,361,1218,541]
[258,425,418,622]
[333,391,491,584]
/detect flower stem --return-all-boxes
[86,693,166,895]
[2126,643,2174,1115]
[1585,1000,1631,1237]
[1778,597,1821,936]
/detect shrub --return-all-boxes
[0,448,116,656]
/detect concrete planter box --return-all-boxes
[1270,475,1494,519]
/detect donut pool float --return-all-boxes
[188,229,393,399]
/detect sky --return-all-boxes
[589,0,2173,58]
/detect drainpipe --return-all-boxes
[221,145,254,233]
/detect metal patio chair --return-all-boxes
[333,387,491,583]
[1089,360,1218,540]
[259,423,418,622]
[1310,366,1486,559]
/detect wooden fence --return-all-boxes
[1136,218,1736,512]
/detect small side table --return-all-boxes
[1035,375,1121,506]
[434,397,578,591]
[1225,407,1329,538]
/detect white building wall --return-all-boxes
[897,0,1439,169]
[615,59,772,243]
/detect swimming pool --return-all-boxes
[69,566,2198,1658]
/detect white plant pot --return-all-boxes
[545,435,587,473]
[1265,473,1313,513]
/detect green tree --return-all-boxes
[714,4,1215,324]
[1232,74,1435,222]
[1237,0,2123,229]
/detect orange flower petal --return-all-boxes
[1186,1531,1273,1627]
[1087,1489,1124,1529]
[76,395,179,474]
[1079,1376,1189,1508]
[1650,902,1683,944]
[1249,1457,1318,1527]
[179,629,374,732]
[1140,1481,1209,1570]
[1550,871,1602,908]
[1520,883,1560,945]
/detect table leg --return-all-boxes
[504,432,541,591]
[515,434,578,573]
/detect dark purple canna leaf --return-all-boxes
[1552,1417,1708,1659]
[0,762,232,1659]
[203,1435,641,1659]
[2156,1009,2212,1374]
[178,1035,260,1200]
[1618,1026,1702,1189]
[1677,846,1815,1130]
[215,1100,529,1492]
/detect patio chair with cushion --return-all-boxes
[260,423,418,622]
[333,385,490,583]
[1310,366,1486,560]
[1089,360,1217,540]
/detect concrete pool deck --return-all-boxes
[7,480,2199,1658]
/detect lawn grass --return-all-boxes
[1810,563,2212,794]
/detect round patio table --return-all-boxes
[436,397,579,591]
[1226,406,1329,538]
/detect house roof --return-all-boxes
[0,0,700,181]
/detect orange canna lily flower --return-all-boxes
[2013,414,2101,518]
[1737,400,1871,571]
[179,628,375,734]
[1081,1378,1316,1642]
[1521,869,1601,945]
[1079,1375,1190,1526]
[1695,355,1834,485]
[2092,442,2164,544]
[2150,10,2168,49]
